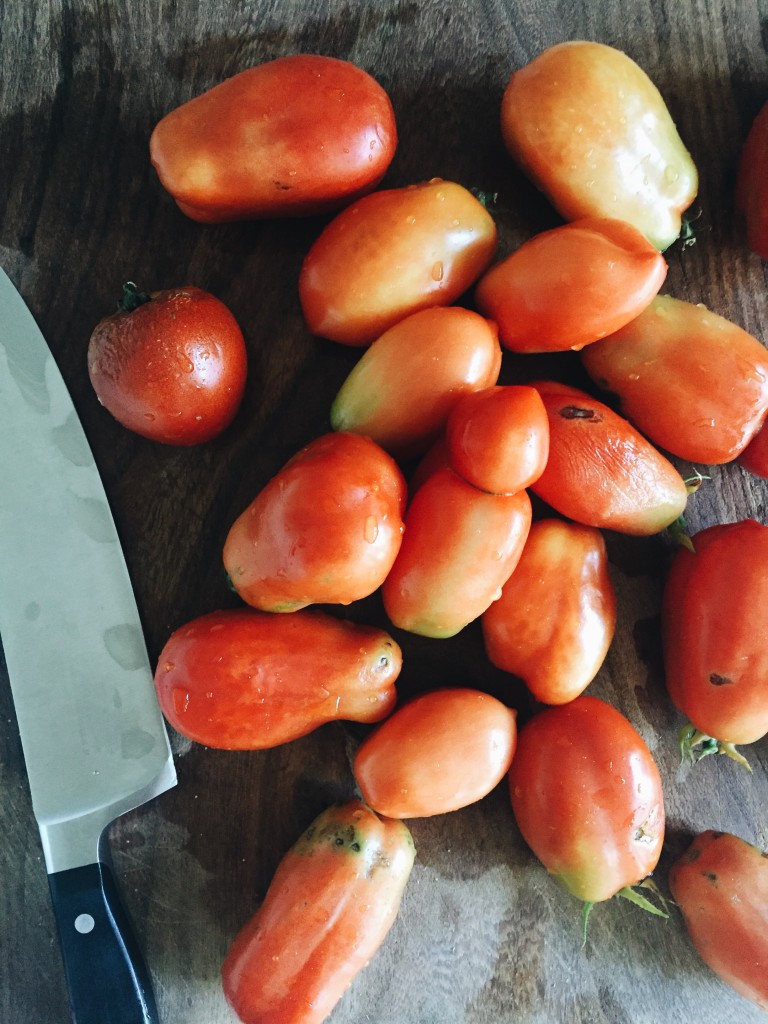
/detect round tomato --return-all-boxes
[298,178,498,345]
[736,100,768,260]
[87,283,247,445]
[353,688,517,818]
[223,432,406,612]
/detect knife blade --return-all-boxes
[0,268,177,1024]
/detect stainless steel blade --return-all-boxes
[0,268,176,874]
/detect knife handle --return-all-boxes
[48,861,161,1024]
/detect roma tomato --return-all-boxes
[736,101,768,260]
[222,801,415,1024]
[509,696,665,911]
[582,295,768,464]
[500,41,698,250]
[474,217,667,353]
[153,608,401,749]
[299,178,498,345]
[530,381,688,535]
[444,384,549,494]
[150,55,397,222]
[353,688,517,818]
[330,307,502,457]
[662,519,768,768]
[87,283,247,445]
[668,830,768,1013]
[223,432,406,612]
[737,418,768,478]
[482,519,616,704]
[381,467,532,638]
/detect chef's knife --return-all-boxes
[0,268,177,1024]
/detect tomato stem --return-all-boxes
[678,723,752,772]
[616,881,669,918]
[580,901,594,947]
[668,516,695,553]
[118,281,152,313]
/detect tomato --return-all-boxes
[500,41,698,251]
[737,418,768,478]
[474,217,667,353]
[661,519,768,769]
[153,608,401,749]
[509,696,665,913]
[298,178,498,345]
[87,283,247,445]
[444,384,549,494]
[330,307,502,457]
[223,432,406,612]
[381,467,532,638]
[222,800,415,1024]
[150,55,397,222]
[530,381,688,535]
[353,688,517,818]
[668,830,768,1012]
[482,519,616,704]
[736,101,768,260]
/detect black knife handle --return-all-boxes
[47,861,160,1024]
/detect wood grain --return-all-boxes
[1,1,767,1022]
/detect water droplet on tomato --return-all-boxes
[664,166,679,184]
[364,516,379,543]
[172,687,191,715]
[431,261,444,282]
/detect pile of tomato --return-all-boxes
[86,44,768,1024]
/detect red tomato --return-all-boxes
[150,55,397,222]
[530,381,688,535]
[223,432,406,612]
[474,217,667,353]
[353,688,517,818]
[87,283,247,445]
[381,467,532,638]
[582,295,768,464]
[737,418,768,478]
[662,519,768,768]
[330,307,502,457]
[500,41,698,250]
[444,384,549,494]
[668,830,768,1013]
[736,101,768,260]
[222,801,415,1024]
[298,178,498,345]
[153,608,401,749]
[509,696,665,906]
[482,519,616,704]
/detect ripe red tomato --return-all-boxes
[222,801,415,1024]
[530,380,688,535]
[153,608,401,749]
[299,178,498,345]
[737,418,768,478]
[509,696,665,908]
[381,467,532,638]
[444,384,549,494]
[500,41,698,250]
[150,54,397,222]
[482,519,616,704]
[353,688,517,818]
[474,217,667,353]
[736,101,768,260]
[668,830,768,1013]
[223,432,406,612]
[87,283,247,445]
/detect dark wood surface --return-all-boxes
[1,1,767,1022]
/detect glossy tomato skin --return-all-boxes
[509,696,665,904]
[87,285,247,445]
[330,307,502,458]
[736,101,768,260]
[500,41,698,250]
[223,432,406,612]
[150,55,397,222]
[445,385,549,494]
[381,467,532,638]
[482,519,616,704]
[474,217,667,353]
[737,419,768,478]
[153,608,401,749]
[662,519,768,747]
[222,800,415,1024]
[353,688,517,818]
[668,830,768,1012]
[299,178,498,345]
[582,295,768,464]
[530,381,688,535]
